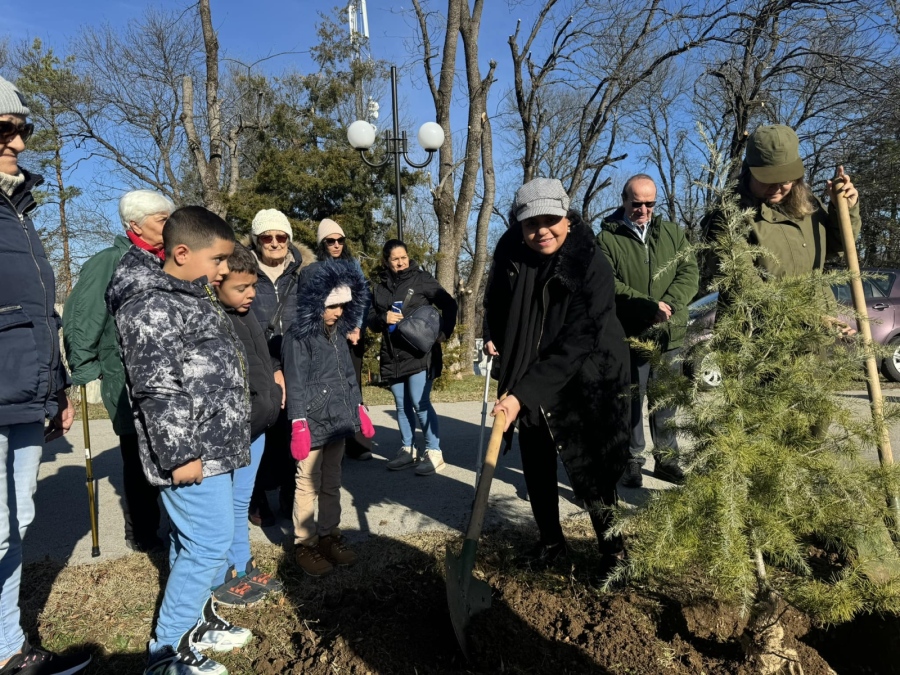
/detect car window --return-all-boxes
[872,273,896,298]
[831,275,893,303]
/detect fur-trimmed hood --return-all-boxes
[289,260,369,342]
[495,213,597,292]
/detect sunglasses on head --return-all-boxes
[630,200,656,209]
[0,120,34,143]
[258,233,289,244]
[324,237,346,246]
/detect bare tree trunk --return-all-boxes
[54,140,72,298]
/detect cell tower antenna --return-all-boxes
[348,0,375,123]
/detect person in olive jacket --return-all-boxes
[598,174,699,488]
[368,240,457,476]
[487,178,631,569]
[63,189,174,553]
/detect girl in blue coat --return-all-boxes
[282,261,374,577]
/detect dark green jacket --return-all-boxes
[597,210,699,350]
[63,235,135,435]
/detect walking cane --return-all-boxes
[79,385,101,557]
[474,355,493,486]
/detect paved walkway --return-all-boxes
[27,391,892,565]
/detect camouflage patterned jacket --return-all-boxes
[105,247,250,487]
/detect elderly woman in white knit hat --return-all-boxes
[0,75,91,673]
[246,209,314,527]
[314,218,373,461]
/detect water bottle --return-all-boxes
[388,300,403,333]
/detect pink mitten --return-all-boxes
[359,405,375,439]
[291,419,311,461]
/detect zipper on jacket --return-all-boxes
[330,329,355,423]
[2,191,56,402]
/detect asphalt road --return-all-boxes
[26,390,892,565]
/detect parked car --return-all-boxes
[685,269,900,386]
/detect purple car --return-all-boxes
[686,269,900,387]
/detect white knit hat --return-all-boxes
[325,285,352,307]
[0,76,30,117]
[251,209,293,239]
[317,218,346,244]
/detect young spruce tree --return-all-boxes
[609,154,900,674]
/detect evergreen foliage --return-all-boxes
[610,151,900,627]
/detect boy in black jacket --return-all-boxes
[213,245,285,605]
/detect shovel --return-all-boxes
[446,410,506,658]
[80,386,101,557]
[474,355,493,486]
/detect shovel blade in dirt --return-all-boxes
[445,411,506,658]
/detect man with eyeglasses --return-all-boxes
[0,76,91,673]
[598,173,699,488]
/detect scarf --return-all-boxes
[0,171,25,197]
[498,242,558,426]
[127,230,166,261]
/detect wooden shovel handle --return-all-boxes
[465,411,506,541]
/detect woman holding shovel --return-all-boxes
[485,177,631,570]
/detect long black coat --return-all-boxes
[368,261,458,382]
[485,217,631,499]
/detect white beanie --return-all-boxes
[251,209,293,239]
[0,76,30,117]
[317,218,345,244]
[325,285,352,307]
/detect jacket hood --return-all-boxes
[289,260,369,341]
[105,246,205,316]
[497,214,597,292]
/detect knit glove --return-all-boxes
[291,419,311,461]
[359,405,375,439]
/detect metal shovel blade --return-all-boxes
[445,538,492,658]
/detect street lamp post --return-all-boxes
[347,65,444,242]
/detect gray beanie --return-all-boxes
[513,177,570,222]
[0,76,30,117]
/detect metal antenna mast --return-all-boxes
[348,0,376,123]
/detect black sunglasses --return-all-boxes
[324,237,346,246]
[630,200,656,209]
[258,233,289,244]
[0,120,34,143]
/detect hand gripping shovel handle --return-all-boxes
[80,386,101,557]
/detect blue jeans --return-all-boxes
[0,423,42,661]
[389,370,440,450]
[157,472,234,649]
[220,434,264,579]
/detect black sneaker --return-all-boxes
[652,461,685,485]
[192,596,252,652]
[521,540,569,568]
[126,536,166,554]
[0,638,90,675]
[145,628,225,675]
[621,462,643,488]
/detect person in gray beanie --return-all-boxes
[0,75,91,673]
[484,177,631,573]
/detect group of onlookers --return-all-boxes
[0,66,862,675]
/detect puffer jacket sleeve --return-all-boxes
[63,249,117,386]
[116,295,198,470]
[418,270,458,340]
[511,253,616,412]
[282,334,311,421]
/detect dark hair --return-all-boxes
[225,244,258,276]
[382,239,407,261]
[621,173,656,200]
[738,166,816,220]
[316,238,354,262]
[163,206,235,257]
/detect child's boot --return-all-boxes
[294,542,334,577]
[192,597,253,652]
[145,624,226,675]
[318,530,358,567]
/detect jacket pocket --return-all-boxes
[0,305,40,405]
[307,385,330,414]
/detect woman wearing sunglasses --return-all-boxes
[247,209,315,526]
[314,218,373,461]
[0,76,91,673]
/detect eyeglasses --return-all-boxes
[324,237,346,246]
[0,120,34,143]
[630,200,656,209]
[258,233,289,244]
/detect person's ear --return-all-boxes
[171,244,191,265]
[129,220,143,236]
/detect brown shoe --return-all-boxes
[318,533,358,567]
[295,543,334,577]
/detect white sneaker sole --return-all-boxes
[194,628,253,652]
[415,461,446,476]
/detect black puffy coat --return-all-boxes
[0,169,69,426]
[224,306,282,439]
[283,261,367,446]
[368,261,458,382]
[485,217,631,498]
